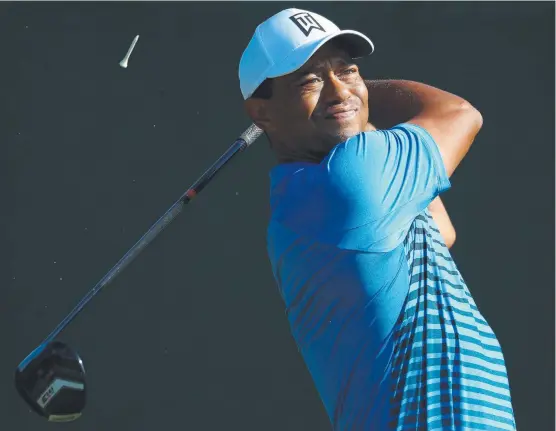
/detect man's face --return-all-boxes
[254,42,369,160]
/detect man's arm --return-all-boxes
[365,80,473,247]
[428,197,456,249]
[366,79,483,177]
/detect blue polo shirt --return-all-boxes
[267,124,516,430]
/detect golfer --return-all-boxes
[239,8,516,431]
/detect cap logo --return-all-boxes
[289,12,326,37]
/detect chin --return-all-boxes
[328,126,363,145]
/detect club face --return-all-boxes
[15,341,86,422]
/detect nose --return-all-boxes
[321,72,351,105]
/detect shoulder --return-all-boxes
[328,123,434,157]
[325,123,442,176]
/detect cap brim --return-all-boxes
[267,30,374,80]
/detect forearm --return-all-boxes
[366,79,475,127]
[366,80,424,129]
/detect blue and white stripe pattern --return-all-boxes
[391,211,517,430]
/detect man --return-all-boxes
[239,8,516,431]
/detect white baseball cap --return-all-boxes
[239,8,374,100]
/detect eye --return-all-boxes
[301,77,321,86]
[341,67,358,75]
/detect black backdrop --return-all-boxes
[1,2,554,430]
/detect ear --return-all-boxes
[244,98,274,133]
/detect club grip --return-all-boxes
[239,124,263,147]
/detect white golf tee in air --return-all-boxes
[119,35,139,68]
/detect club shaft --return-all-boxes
[41,136,252,345]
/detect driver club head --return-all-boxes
[14,341,86,422]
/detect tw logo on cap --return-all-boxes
[289,12,326,37]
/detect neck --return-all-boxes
[276,152,323,165]
[274,143,334,164]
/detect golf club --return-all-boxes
[14,123,264,422]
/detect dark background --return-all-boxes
[1,2,553,430]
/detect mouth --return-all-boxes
[324,109,357,121]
